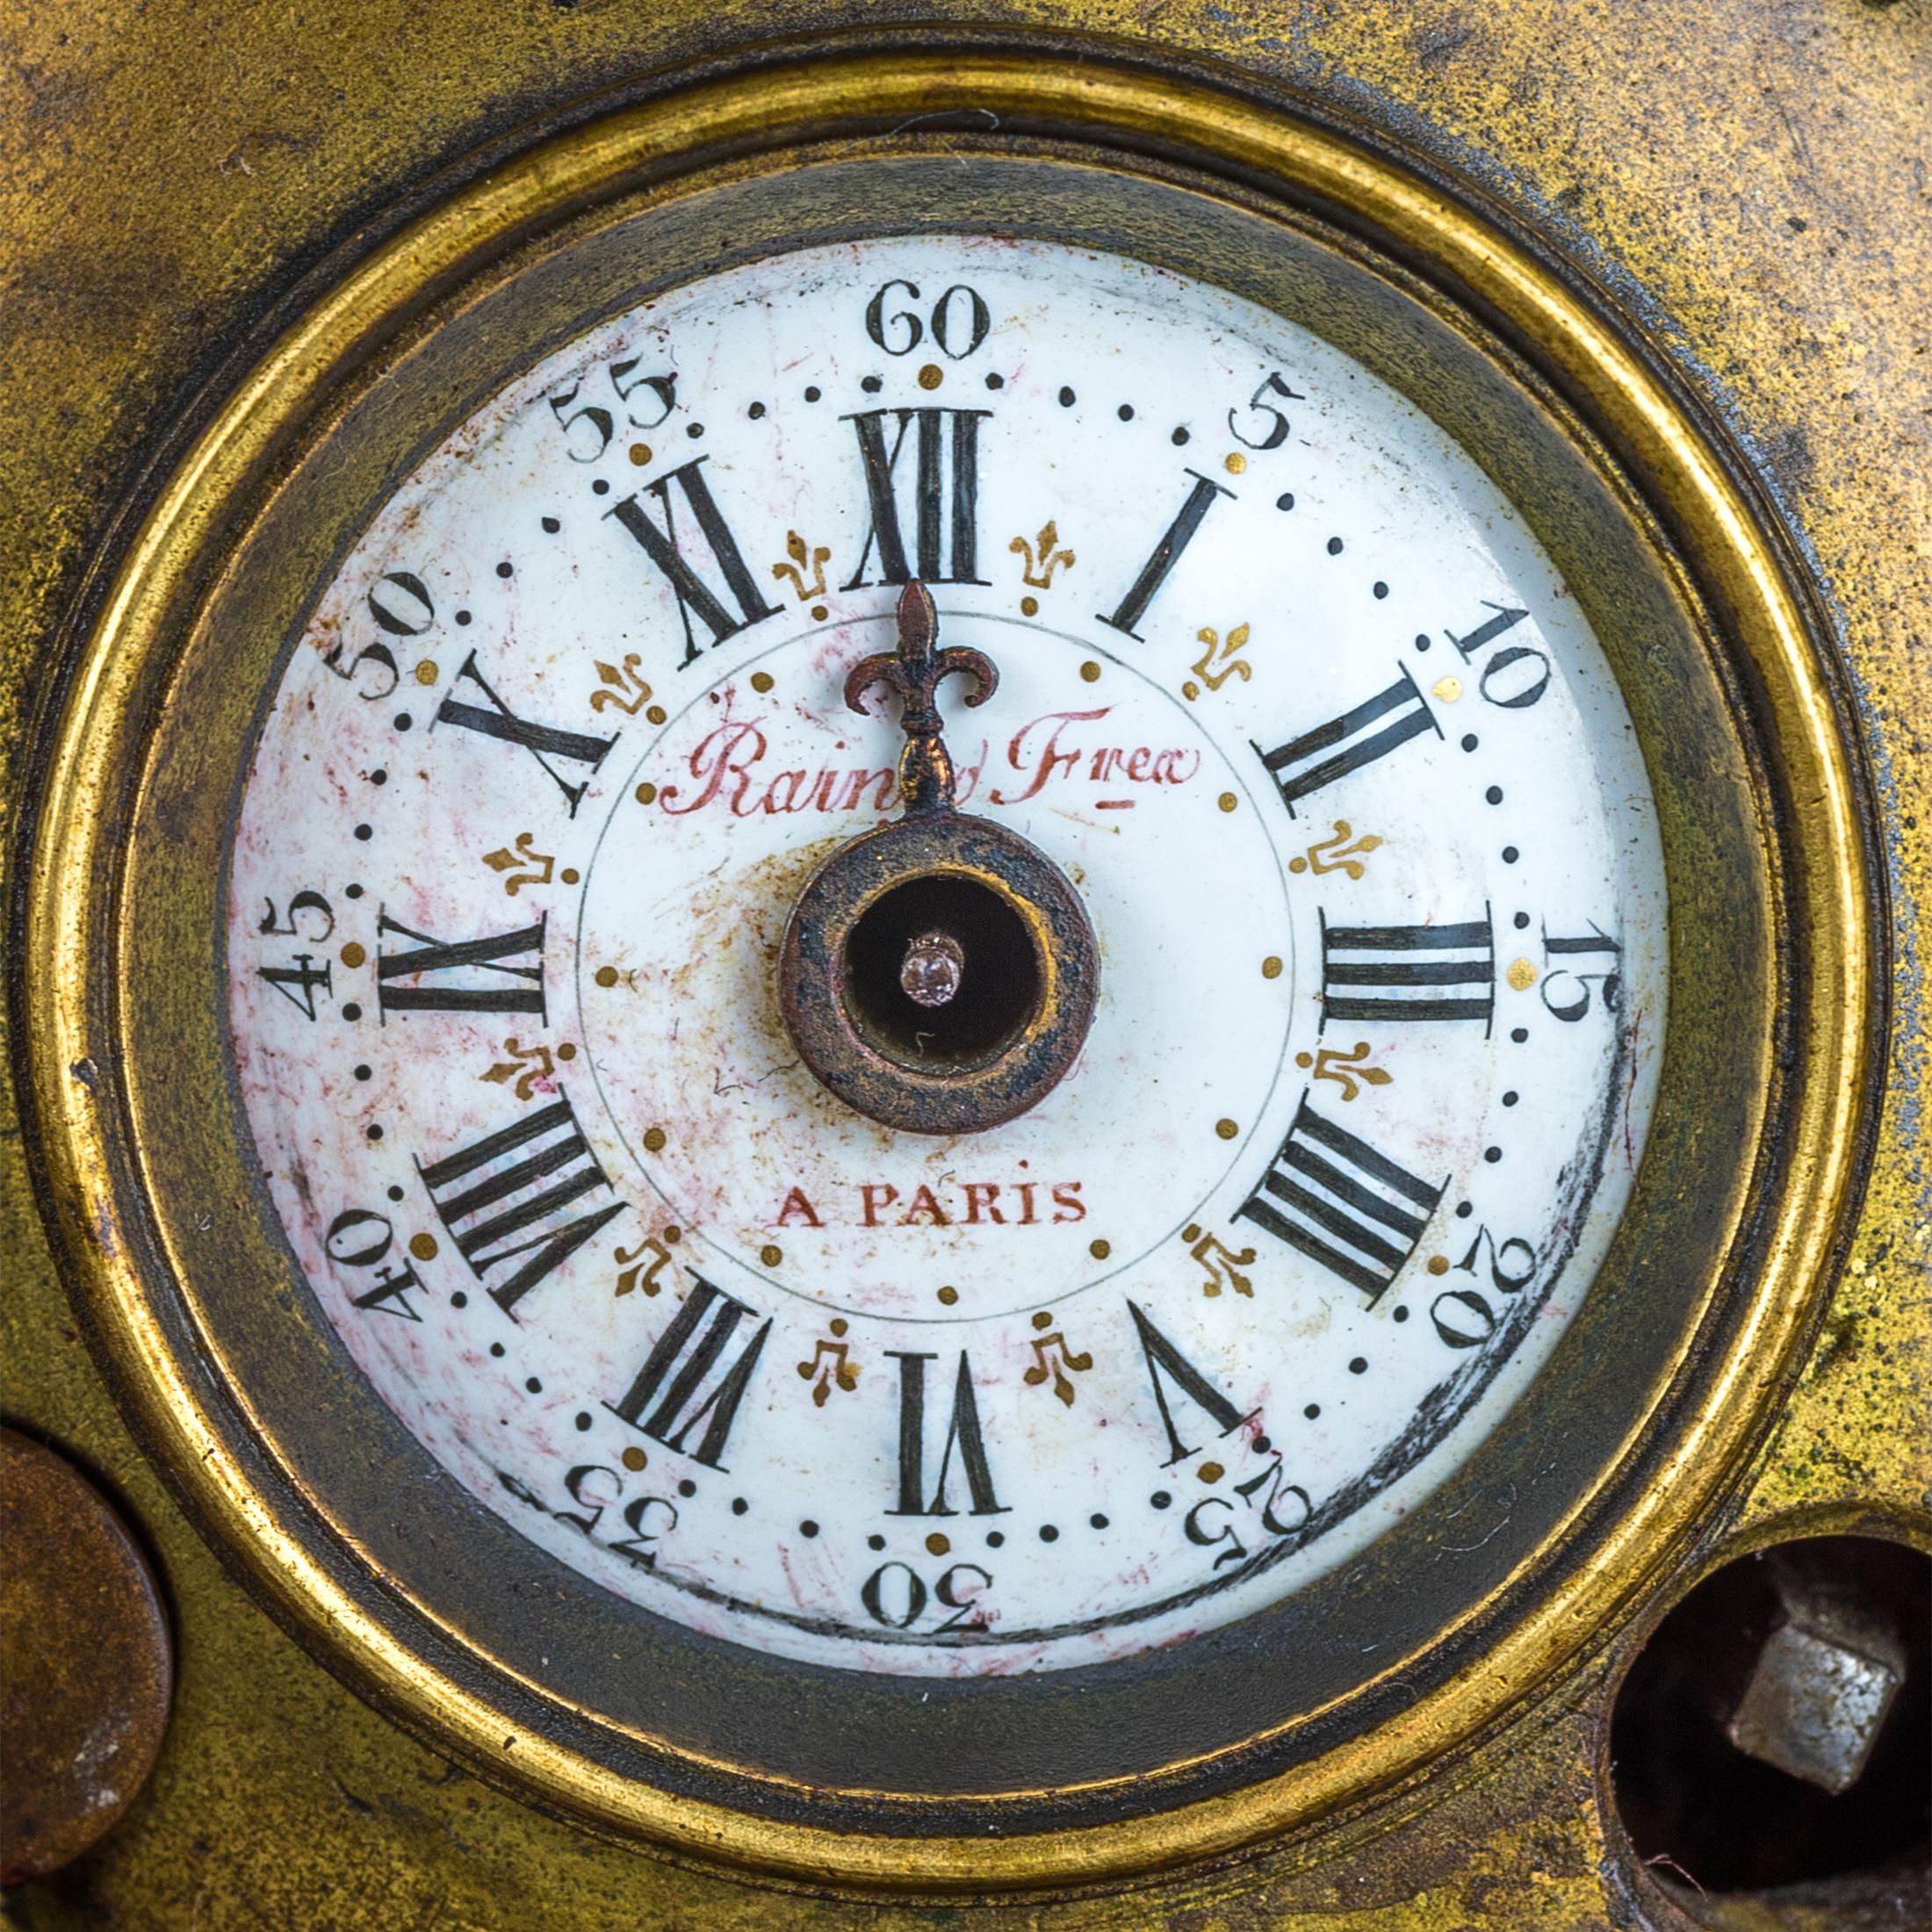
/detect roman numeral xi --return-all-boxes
[1236,1098,1445,1304]
[608,457,779,667]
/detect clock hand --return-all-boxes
[776,580,1099,1132]
[842,580,998,818]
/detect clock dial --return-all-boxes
[227,235,1666,1675]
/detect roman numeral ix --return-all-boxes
[607,1274,771,1472]
[608,457,779,667]
[416,1091,624,1316]
[1255,666,1440,816]
[1235,1097,1445,1304]
[1320,911,1495,1029]
[842,407,990,588]
[376,911,546,1018]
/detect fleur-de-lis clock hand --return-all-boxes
[779,581,1099,1134]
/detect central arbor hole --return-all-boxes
[844,872,1042,1069]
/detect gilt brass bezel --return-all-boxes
[24,54,1874,1890]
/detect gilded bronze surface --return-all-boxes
[1,4,1925,1928]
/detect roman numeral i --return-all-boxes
[1097,469,1233,641]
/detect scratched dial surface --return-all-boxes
[227,236,1667,1675]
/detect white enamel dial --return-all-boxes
[227,235,1666,1675]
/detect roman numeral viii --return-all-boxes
[1235,1097,1445,1304]
[886,1350,1006,1517]
[607,1274,771,1472]
[842,407,990,588]
[608,457,778,667]
[1321,912,1495,1029]
[376,911,545,1018]
[435,652,616,817]
[1255,666,1439,816]
[416,1091,623,1316]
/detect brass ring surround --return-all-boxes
[23,52,1875,1892]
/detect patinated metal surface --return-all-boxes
[0,2,1925,1928]
[0,1430,171,1885]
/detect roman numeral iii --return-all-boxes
[1235,1097,1445,1303]
[1320,912,1495,1028]
[841,407,990,588]
[607,1274,771,1472]
[416,1091,623,1316]
[1255,666,1439,814]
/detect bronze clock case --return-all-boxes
[19,54,1875,1888]
[3,12,1921,1928]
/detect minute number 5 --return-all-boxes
[1228,371,1306,451]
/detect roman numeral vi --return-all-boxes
[885,1350,1006,1517]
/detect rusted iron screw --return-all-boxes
[901,930,966,1008]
